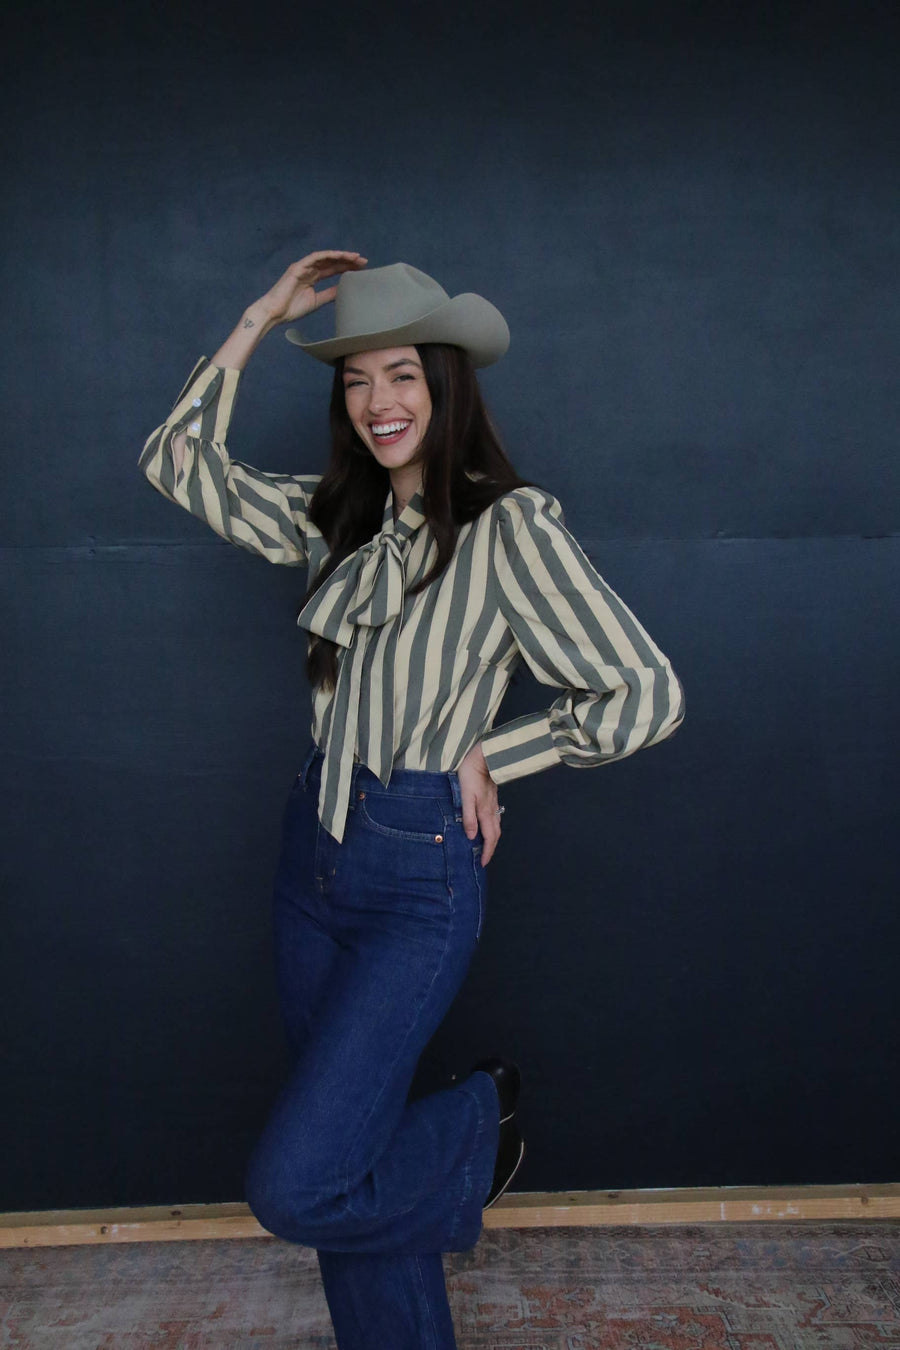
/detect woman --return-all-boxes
[139,250,685,1350]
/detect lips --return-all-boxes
[370,420,412,445]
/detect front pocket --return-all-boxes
[356,791,450,844]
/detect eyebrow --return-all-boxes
[342,358,423,376]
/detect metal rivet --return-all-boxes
[358,791,365,799]
[435,834,443,842]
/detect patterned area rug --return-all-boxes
[2,1222,899,1348]
[449,1224,900,1348]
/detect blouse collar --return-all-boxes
[383,483,426,541]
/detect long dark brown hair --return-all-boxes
[298,342,541,694]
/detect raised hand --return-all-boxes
[207,250,368,371]
[252,250,368,327]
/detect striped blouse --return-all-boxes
[139,356,686,844]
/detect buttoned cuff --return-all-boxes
[167,357,242,440]
[480,711,560,784]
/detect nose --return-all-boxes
[367,378,394,415]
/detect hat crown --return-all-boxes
[335,262,450,338]
[285,259,509,368]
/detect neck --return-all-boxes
[390,468,423,518]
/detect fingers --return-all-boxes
[292,249,366,268]
[312,255,368,280]
[291,250,368,283]
[480,818,500,866]
[462,799,501,866]
[310,284,339,310]
[302,249,367,264]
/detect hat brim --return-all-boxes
[285,293,510,369]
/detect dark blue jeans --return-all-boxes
[243,742,501,1350]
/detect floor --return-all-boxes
[2,1221,899,1348]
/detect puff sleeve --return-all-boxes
[138,356,320,566]
[479,486,685,783]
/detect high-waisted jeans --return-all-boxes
[243,741,502,1350]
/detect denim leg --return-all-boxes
[317,1251,458,1350]
[244,920,500,1252]
[269,772,340,1058]
[244,752,500,1345]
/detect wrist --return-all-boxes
[210,307,275,370]
[241,302,277,338]
[467,741,488,768]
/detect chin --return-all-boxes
[381,448,423,467]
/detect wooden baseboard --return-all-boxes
[2,1185,898,1248]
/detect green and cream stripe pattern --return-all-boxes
[140,357,685,844]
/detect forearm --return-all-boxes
[169,303,276,475]
[157,249,368,476]
[481,661,685,785]
[139,355,316,566]
[209,300,278,370]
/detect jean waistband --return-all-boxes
[298,741,464,811]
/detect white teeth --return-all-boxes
[372,421,410,435]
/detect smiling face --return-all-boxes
[341,346,433,473]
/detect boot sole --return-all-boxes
[470,1060,521,1123]
[484,1138,525,1210]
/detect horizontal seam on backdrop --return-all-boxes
[5,533,900,560]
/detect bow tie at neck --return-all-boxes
[294,484,426,844]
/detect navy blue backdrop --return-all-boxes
[2,0,898,1210]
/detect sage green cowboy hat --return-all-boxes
[285,261,510,368]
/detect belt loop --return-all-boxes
[447,769,463,813]
[348,759,361,811]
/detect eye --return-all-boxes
[344,379,365,389]
[394,373,415,382]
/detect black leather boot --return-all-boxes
[470,1055,521,1123]
[484,1117,525,1209]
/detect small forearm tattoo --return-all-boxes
[243,317,255,329]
